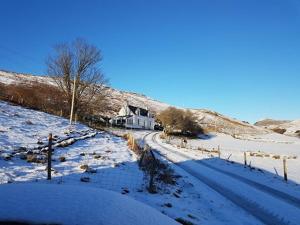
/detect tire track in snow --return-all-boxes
[150,133,300,209]
[145,132,297,225]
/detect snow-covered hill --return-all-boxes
[0,100,266,225]
[255,119,300,137]
[0,70,268,135]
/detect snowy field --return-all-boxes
[0,101,265,225]
[165,132,300,184]
[147,132,300,225]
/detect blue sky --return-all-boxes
[0,0,299,123]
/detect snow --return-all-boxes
[0,101,89,153]
[1,80,298,224]
[146,132,300,225]
[164,132,300,184]
[0,183,178,225]
[275,119,300,136]
[0,70,56,85]
[1,101,273,225]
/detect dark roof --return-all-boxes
[115,115,133,119]
[128,105,138,114]
[128,105,149,116]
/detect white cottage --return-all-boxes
[111,104,155,130]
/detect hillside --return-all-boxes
[0,99,267,225]
[0,70,268,135]
[255,118,300,137]
[254,119,292,127]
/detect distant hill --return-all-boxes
[254,119,292,127]
[255,119,300,137]
[0,70,269,135]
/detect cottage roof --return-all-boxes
[128,105,149,116]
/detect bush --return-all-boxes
[272,128,286,134]
[0,80,109,124]
[0,81,68,116]
[157,107,203,136]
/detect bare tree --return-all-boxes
[46,38,108,118]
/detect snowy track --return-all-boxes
[145,132,300,225]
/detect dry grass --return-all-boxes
[272,155,280,160]
[80,164,89,170]
[59,156,66,162]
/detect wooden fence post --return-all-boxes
[148,150,157,193]
[47,133,52,180]
[218,145,221,158]
[283,158,288,182]
[244,152,247,166]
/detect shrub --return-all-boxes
[157,107,203,136]
[0,81,68,116]
[80,164,89,170]
[271,128,286,134]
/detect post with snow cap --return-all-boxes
[217,145,221,158]
[47,133,53,180]
[283,158,288,182]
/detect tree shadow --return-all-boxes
[197,133,216,140]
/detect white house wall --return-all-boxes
[126,115,155,130]
[115,105,155,130]
[119,106,133,116]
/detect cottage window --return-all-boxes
[127,118,133,125]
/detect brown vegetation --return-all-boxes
[271,128,286,134]
[0,78,110,126]
[157,107,203,136]
[124,133,176,193]
[46,38,109,117]
[0,81,68,116]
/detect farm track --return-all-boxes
[144,132,300,225]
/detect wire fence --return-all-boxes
[0,131,150,194]
[160,137,299,183]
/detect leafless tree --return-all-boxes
[46,38,108,117]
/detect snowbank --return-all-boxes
[0,183,178,225]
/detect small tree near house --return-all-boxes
[46,38,109,119]
[157,107,203,136]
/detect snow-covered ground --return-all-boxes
[146,132,300,225]
[166,132,300,184]
[0,184,178,225]
[1,101,266,225]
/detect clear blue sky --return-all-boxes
[0,0,299,123]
